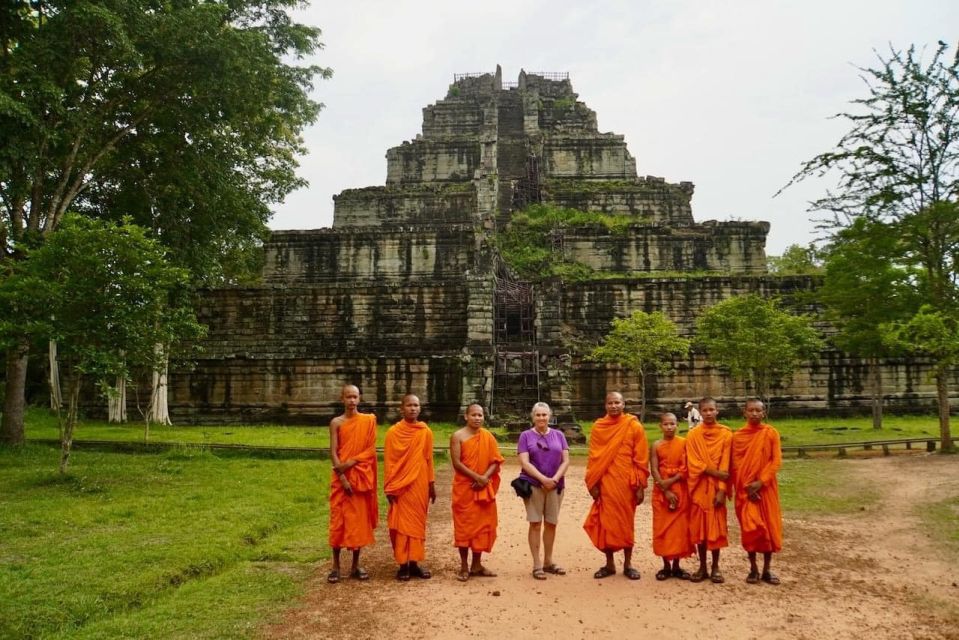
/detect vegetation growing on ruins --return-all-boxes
[495,203,639,281]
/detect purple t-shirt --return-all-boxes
[517,428,569,492]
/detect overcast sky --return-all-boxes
[270,0,957,255]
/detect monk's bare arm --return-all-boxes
[449,433,485,485]
[329,417,353,495]
[650,441,665,487]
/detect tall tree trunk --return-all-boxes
[59,375,81,474]
[49,340,62,411]
[147,349,171,428]
[870,357,883,430]
[108,376,127,423]
[935,367,953,453]
[1,338,29,446]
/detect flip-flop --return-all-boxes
[624,567,641,580]
[350,567,370,581]
[672,568,692,580]
[593,566,616,579]
[655,569,671,581]
[532,568,547,580]
[690,568,708,583]
[456,570,470,582]
[543,564,566,575]
[746,570,760,584]
[761,571,781,585]
[396,566,410,582]
[327,570,340,584]
[469,567,496,577]
[710,569,725,584]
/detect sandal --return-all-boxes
[327,570,340,584]
[396,565,410,582]
[655,569,671,581]
[593,566,616,579]
[710,569,725,584]
[746,570,760,584]
[624,567,641,580]
[543,564,566,575]
[761,571,781,585]
[409,564,432,579]
[532,568,547,580]
[456,570,470,582]
[690,568,708,583]
[672,567,691,580]
[350,567,370,581]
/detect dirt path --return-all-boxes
[264,455,958,640]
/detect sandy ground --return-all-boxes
[264,455,959,640]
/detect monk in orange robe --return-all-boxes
[384,394,436,581]
[328,384,378,583]
[583,391,649,580]
[650,412,693,580]
[732,398,783,585]
[686,396,732,583]
[450,403,504,581]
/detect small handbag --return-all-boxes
[510,476,533,498]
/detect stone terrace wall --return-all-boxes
[333,185,477,227]
[263,225,479,283]
[386,139,480,184]
[556,221,769,274]
[545,177,695,225]
[542,135,637,179]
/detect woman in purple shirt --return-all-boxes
[517,402,571,580]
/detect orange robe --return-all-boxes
[652,436,693,560]
[686,422,732,550]
[384,420,435,564]
[328,413,379,549]
[452,428,505,552]
[731,423,783,553]
[583,413,649,552]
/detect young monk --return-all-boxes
[732,398,783,585]
[327,384,378,583]
[450,403,505,581]
[650,412,693,580]
[384,394,436,581]
[583,391,649,580]
[685,396,733,583]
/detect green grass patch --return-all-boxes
[777,458,879,514]
[0,444,329,639]
[921,493,959,558]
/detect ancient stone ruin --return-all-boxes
[170,66,955,427]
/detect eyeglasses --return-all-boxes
[535,439,550,451]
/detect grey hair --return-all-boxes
[530,402,552,420]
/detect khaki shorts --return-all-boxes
[524,485,564,524]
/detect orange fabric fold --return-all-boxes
[732,423,783,553]
[328,413,378,549]
[686,422,732,550]
[452,428,505,552]
[583,413,649,552]
[652,436,693,560]
[384,420,435,563]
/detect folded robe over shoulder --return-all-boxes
[731,422,783,553]
[384,420,435,563]
[652,436,693,560]
[452,428,505,552]
[686,422,732,550]
[329,413,378,549]
[583,413,649,552]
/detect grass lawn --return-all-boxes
[0,444,330,639]
[921,492,959,556]
[778,458,880,514]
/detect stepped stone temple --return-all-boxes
[170,67,955,427]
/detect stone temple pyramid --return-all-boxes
[171,66,935,429]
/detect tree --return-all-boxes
[784,42,958,445]
[0,1,328,443]
[696,294,823,407]
[0,216,204,472]
[590,310,691,421]
[817,217,919,428]
[767,244,823,275]
[781,41,958,228]
[882,306,958,452]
